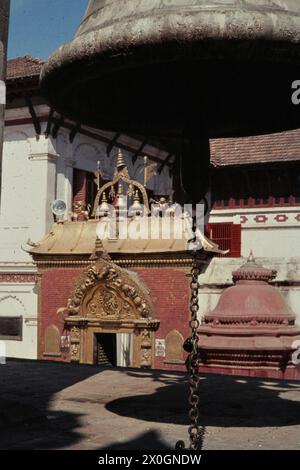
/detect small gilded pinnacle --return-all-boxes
[248,250,255,263]
[116,148,126,170]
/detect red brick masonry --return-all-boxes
[39,266,190,370]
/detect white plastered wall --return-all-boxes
[0,283,38,359]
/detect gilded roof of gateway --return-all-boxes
[26,149,224,258]
[26,218,222,256]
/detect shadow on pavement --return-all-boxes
[97,430,170,450]
[106,369,300,428]
[0,360,300,450]
[0,360,104,449]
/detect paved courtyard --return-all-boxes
[0,360,299,450]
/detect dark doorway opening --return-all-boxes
[94,333,117,367]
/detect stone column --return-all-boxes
[28,135,58,239]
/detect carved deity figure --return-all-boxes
[70,200,89,222]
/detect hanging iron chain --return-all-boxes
[187,256,202,450]
[176,213,204,451]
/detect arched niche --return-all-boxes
[73,141,109,178]
[165,329,185,364]
[44,325,61,357]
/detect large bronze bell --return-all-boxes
[41,0,300,138]
[41,1,300,200]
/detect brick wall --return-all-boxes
[135,267,190,371]
[39,265,191,370]
[40,268,82,361]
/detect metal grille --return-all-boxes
[206,222,241,257]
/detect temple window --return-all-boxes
[205,223,241,258]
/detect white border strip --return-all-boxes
[0,80,6,105]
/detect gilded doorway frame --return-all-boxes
[65,257,159,368]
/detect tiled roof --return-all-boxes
[210,129,300,167]
[7,55,44,80]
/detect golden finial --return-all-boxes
[127,183,134,198]
[90,237,111,261]
[116,148,126,170]
[94,160,102,191]
[129,190,143,216]
[97,191,110,217]
[109,185,116,199]
[117,183,124,195]
[133,189,140,202]
[143,156,148,187]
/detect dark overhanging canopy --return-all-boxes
[40,1,300,202]
[40,0,300,139]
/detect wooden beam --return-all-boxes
[24,94,41,136]
[45,107,54,138]
[158,153,173,174]
[69,122,81,143]
[51,117,173,167]
[131,139,147,165]
[52,116,64,139]
[106,132,121,158]
[5,116,48,127]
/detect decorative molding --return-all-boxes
[204,315,292,327]
[211,206,300,216]
[28,152,59,163]
[240,215,248,224]
[0,274,39,283]
[254,215,268,223]
[274,214,288,222]
[199,350,294,369]
[212,208,300,228]
[24,318,38,326]
[34,257,198,268]
[67,258,153,318]
[0,295,27,314]
[0,262,37,274]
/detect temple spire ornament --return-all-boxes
[248,250,255,263]
[97,191,110,218]
[94,160,102,191]
[197,257,300,379]
[129,190,143,217]
[116,148,126,171]
[90,237,111,261]
[92,149,151,216]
